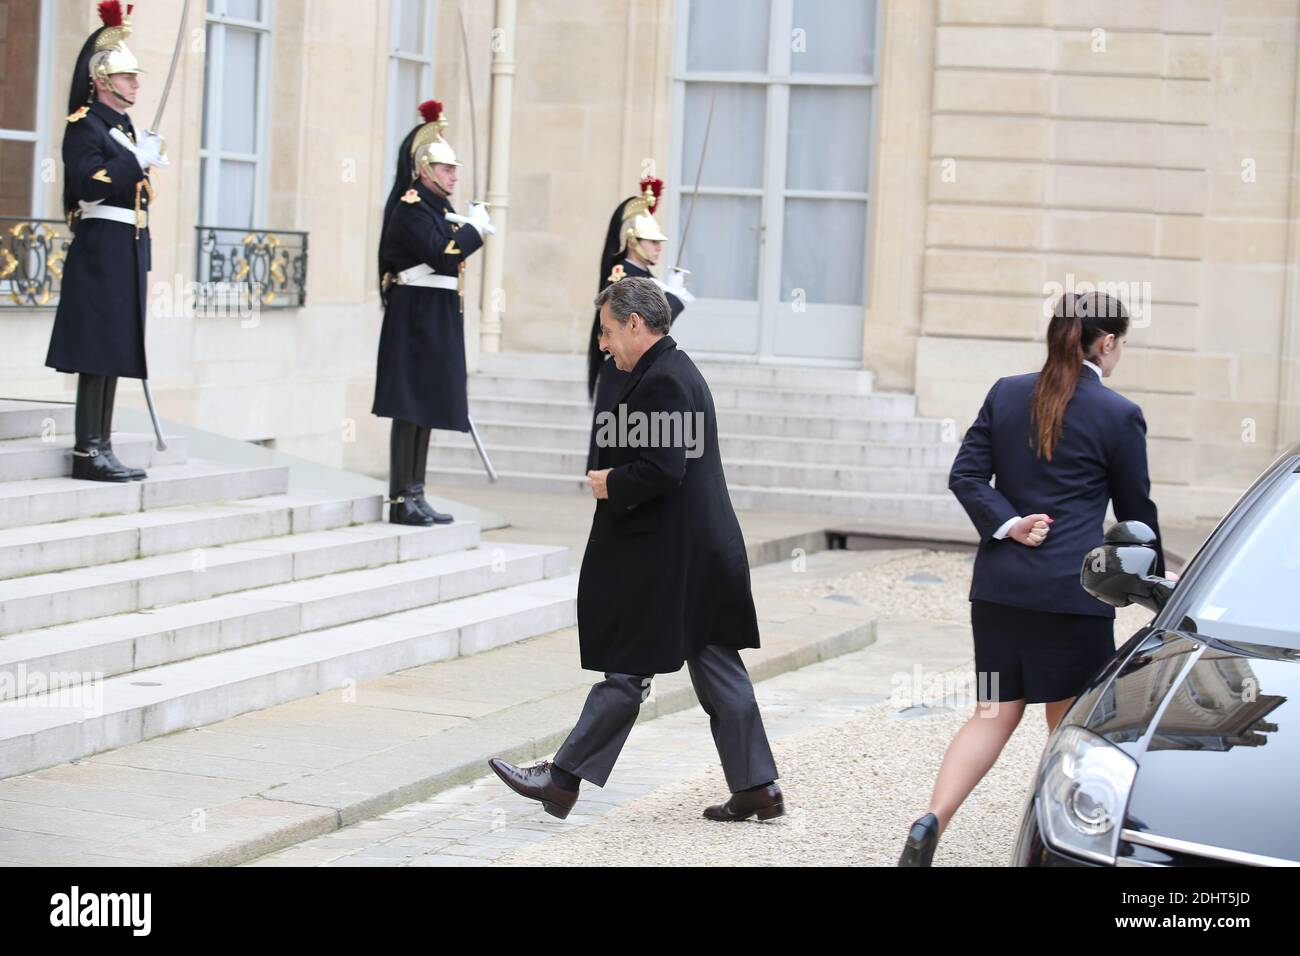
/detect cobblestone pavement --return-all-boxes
[248,550,1153,867]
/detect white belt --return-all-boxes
[394,263,456,291]
[78,201,146,228]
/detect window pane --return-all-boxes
[683,83,765,190]
[0,140,34,217]
[782,198,866,305]
[686,0,768,72]
[679,194,761,301]
[394,0,428,55]
[219,159,256,228]
[791,0,876,74]
[395,60,425,131]
[225,0,262,21]
[786,86,871,192]
[221,27,260,154]
[0,0,40,129]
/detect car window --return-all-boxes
[1183,473,1300,644]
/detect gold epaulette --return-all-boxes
[607,264,626,284]
[401,188,421,204]
[67,106,89,123]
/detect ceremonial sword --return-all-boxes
[138,0,194,452]
[449,2,497,482]
[672,91,716,279]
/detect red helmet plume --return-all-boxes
[418,100,443,125]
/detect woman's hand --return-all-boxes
[1009,513,1053,547]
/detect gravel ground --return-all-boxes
[800,548,1154,640]
[497,698,1045,867]
[497,549,1156,867]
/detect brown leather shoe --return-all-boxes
[487,758,579,819]
[703,783,784,822]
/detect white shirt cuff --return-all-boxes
[993,516,1020,540]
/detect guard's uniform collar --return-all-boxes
[89,99,131,130]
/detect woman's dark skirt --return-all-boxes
[971,599,1116,704]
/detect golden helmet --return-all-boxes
[90,2,144,79]
[623,177,667,244]
[411,100,461,174]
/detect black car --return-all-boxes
[1014,444,1300,867]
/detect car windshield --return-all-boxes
[1177,471,1300,649]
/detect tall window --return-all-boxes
[385,0,436,197]
[0,0,53,217]
[671,0,879,364]
[200,0,273,228]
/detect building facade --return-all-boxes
[3,0,1299,526]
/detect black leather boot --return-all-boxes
[388,419,433,526]
[71,374,132,482]
[100,376,146,480]
[410,425,453,524]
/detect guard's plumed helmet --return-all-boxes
[90,1,144,79]
[411,100,461,176]
[622,177,667,244]
[68,2,144,114]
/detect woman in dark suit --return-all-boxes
[897,291,1165,866]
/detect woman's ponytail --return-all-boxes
[1030,291,1129,460]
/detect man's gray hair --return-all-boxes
[594,276,672,334]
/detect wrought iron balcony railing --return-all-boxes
[195,226,309,312]
[0,218,72,307]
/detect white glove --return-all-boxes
[109,127,169,171]
[138,129,170,169]
[463,201,495,237]
[663,269,695,303]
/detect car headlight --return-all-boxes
[1038,725,1138,864]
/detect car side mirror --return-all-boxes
[1081,520,1175,614]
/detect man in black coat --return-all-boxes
[585,177,693,472]
[373,100,492,526]
[489,277,782,823]
[46,2,166,482]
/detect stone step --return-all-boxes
[458,420,958,468]
[470,382,915,418]
[0,491,383,582]
[728,483,969,527]
[0,459,290,532]
[467,396,947,441]
[425,465,590,494]
[0,517,485,637]
[717,410,950,443]
[0,530,574,703]
[0,432,189,483]
[476,352,878,393]
[0,400,74,442]
[0,572,577,779]
[427,442,949,494]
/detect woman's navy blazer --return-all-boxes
[949,369,1165,618]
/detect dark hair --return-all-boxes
[594,276,671,334]
[1030,291,1130,460]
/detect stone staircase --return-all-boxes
[0,399,573,780]
[430,353,967,529]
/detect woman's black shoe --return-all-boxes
[897,812,940,867]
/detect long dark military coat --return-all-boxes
[372,179,484,431]
[46,101,151,379]
[578,335,760,674]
